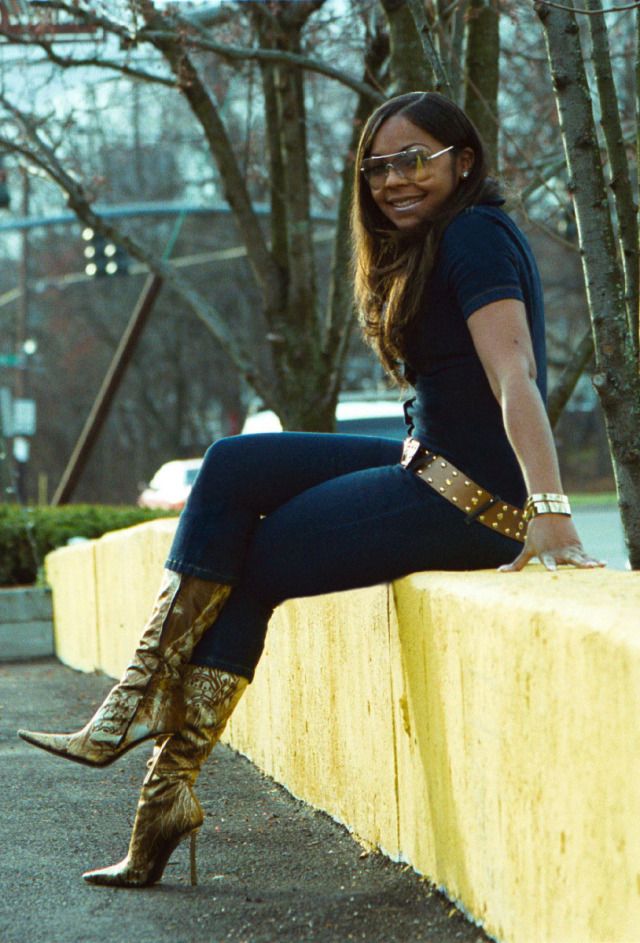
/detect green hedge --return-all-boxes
[0,504,174,587]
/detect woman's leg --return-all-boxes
[83,665,248,888]
[166,432,403,583]
[192,457,519,679]
[19,433,401,768]
[18,573,233,766]
[79,432,517,887]
[78,433,408,885]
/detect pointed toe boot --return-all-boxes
[83,665,248,887]
[18,572,232,768]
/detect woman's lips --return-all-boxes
[387,195,426,211]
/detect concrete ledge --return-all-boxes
[0,586,54,660]
[43,520,640,943]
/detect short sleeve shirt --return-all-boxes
[405,203,547,506]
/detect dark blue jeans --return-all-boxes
[166,433,519,680]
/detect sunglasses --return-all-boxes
[360,145,455,190]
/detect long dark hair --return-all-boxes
[351,91,500,385]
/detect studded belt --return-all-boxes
[400,437,526,544]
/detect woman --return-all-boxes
[19,91,603,887]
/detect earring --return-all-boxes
[462,170,469,179]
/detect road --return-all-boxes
[572,505,628,570]
[1,661,489,943]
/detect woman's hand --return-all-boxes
[499,515,606,572]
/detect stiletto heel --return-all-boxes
[190,830,199,886]
[83,667,247,888]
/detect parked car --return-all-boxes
[137,458,203,511]
[138,397,405,511]
[241,394,407,439]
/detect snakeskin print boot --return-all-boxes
[83,665,248,887]
[18,572,231,768]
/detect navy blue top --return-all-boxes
[404,203,547,507]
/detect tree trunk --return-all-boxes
[249,3,336,431]
[379,0,434,94]
[443,0,469,105]
[464,0,500,171]
[585,0,638,348]
[404,0,454,97]
[322,24,391,420]
[536,1,640,568]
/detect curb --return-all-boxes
[0,586,54,660]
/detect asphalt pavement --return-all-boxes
[571,505,628,570]
[0,660,490,943]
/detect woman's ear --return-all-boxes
[458,147,475,179]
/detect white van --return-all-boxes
[241,394,406,440]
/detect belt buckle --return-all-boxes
[400,437,421,468]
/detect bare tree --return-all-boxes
[0,1,388,439]
[2,0,633,522]
[536,0,640,566]
[0,0,509,443]
[463,0,500,168]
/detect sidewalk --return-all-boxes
[1,660,489,943]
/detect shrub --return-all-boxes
[0,504,174,587]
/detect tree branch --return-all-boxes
[0,99,274,403]
[403,0,455,97]
[586,0,638,354]
[133,3,283,309]
[535,0,640,13]
[547,325,594,428]
[3,1,384,105]
[0,38,176,87]
[137,31,384,104]
[15,1,134,40]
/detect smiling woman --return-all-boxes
[18,90,603,893]
[351,90,601,573]
[364,118,472,227]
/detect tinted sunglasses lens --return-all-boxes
[397,150,424,180]
[362,159,387,188]
[362,149,429,188]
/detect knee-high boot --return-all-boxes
[18,571,232,768]
[83,665,248,887]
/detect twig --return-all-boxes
[535,0,640,14]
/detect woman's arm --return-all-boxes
[467,298,604,571]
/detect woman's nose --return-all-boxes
[384,164,406,186]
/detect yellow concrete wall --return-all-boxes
[390,571,640,943]
[46,540,98,673]
[44,521,640,943]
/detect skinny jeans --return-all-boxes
[166,433,520,681]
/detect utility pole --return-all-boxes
[15,165,28,399]
[13,165,30,502]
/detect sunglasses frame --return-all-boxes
[360,144,455,189]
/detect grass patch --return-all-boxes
[569,492,618,507]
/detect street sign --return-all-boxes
[0,353,24,367]
[13,435,29,463]
[13,397,36,436]
[0,387,12,435]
